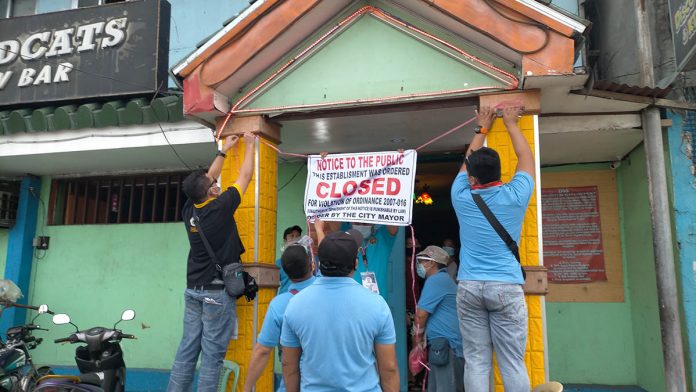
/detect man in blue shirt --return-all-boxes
[413,246,464,392]
[280,229,399,392]
[451,106,535,392]
[275,225,302,294]
[243,242,316,392]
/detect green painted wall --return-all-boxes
[29,177,188,369]
[0,229,10,277]
[547,303,636,383]
[619,145,666,391]
[544,151,665,390]
[275,162,309,259]
[0,229,7,278]
[544,163,637,385]
[236,0,516,107]
[247,14,507,110]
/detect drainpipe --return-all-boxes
[634,1,687,390]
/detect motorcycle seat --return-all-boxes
[78,373,103,386]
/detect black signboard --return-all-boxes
[0,0,170,106]
[669,0,696,72]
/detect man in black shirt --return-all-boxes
[167,132,255,392]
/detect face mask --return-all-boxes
[442,246,455,257]
[353,225,372,238]
[416,263,427,279]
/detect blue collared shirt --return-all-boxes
[281,277,396,391]
[451,171,534,284]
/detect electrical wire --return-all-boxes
[149,81,193,171]
[481,0,551,55]
[278,163,307,192]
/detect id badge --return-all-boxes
[361,272,379,295]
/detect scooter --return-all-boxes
[33,310,136,392]
[0,302,53,391]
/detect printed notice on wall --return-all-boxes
[304,150,417,226]
[542,186,607,283]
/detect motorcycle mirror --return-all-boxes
[114,309,135,329]
[53,313,79,332]
[38,304,48,314]
[52,314,70,325]
[121,309,135,321]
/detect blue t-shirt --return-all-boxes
[451,171,534,284]
[257,276,316,392]
[280,277,396,392]
[417,269,463,357]
[275,257,291,294]
[340,224,396,300]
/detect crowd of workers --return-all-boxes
[166,105,535,392]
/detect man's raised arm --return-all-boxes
[502,106,535,176]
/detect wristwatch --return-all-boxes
[474,125,488,135]
[216,151,227,158]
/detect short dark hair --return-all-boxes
[280,245,311,280]
[182,170,210,204]
[283,225,302,241]
[466,147,501,184]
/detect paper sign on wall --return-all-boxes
[304,150,417,226]
[542,186,608,283]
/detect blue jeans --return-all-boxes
[167,288,237,392]
[456,281,529,392]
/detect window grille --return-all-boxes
[48,173,188,225]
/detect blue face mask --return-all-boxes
[442,246,455,257]
[416,263,427,279]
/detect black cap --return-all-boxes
[318,229,364,276]
[283,225,302,240]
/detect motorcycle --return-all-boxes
[0,302,53,392]
[34,310,136,392]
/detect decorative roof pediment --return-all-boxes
[173,0,588,120]
[233,7,518,115]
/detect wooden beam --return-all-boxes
[479,89,541,114]
[216,115,281,143]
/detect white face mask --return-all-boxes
[352,224,372,238]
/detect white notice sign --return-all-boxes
[304,150,417,226]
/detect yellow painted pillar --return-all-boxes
[218,117,279,391]
[486,114,546,389]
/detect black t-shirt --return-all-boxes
[182,186,245,286]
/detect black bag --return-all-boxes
[192,214,247,298]
[472,194,527,280]
[428,338,450,366]
[241,270,258,301]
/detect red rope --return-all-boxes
[415,116,477,151]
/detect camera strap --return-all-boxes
[192,212,222,273]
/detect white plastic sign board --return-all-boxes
[304,150,417,226]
